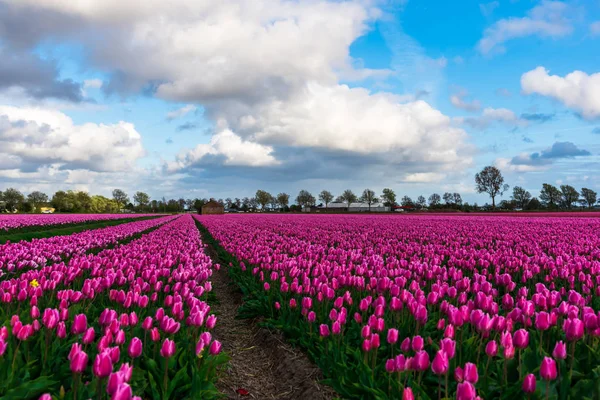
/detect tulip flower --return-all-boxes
[72,314,87,335]
[431,350,449,375]
[70,351,88,373]
[112,383,133,400]
[513,329,529,349]
[463,363,478,383]
[523,374,536,393]
[540,357,558,380]
[128,337,143,358]
[552,341,567,360]
[413,350,430,371]
[456,381,476,400]
[209,340,222,355]
[93,352,113,378]
[402,387,415,400]
[385,359,396,373]
[160,338,176,358]
[319,324,330,338]
[387,328,399,344]
[411,335,424,352]
[485,340,498,357]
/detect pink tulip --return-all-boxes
[93,352,113,378]
[456,381,476,400]
[402,387,415,400]
[319,324,330,337]
[107,372,125,396]
[209,340,222,355]
[411,335,424,352]
[540,357,557,380]
[385,359,396,373]
[523,374,536,393]
[441,338,456,359]
[83,328,96,344]
[70,350,88,373]
[464,363,478,383]
[513,329,529,349]
[128,337,143,358]
[485,340,498,357]
[112,383,132,400]
[160,338,176,358]
[564,318,584,341]
[413,350,430,371]
[72,314,87,335]
[552,341,567,360]
[387,328,399,344]
[431,350,449,375]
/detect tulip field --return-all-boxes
[197,214,600,400]
[3,213,600,400]
[0,215,225,400]
[0,214,156,233]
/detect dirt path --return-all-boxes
[205,244,337,400]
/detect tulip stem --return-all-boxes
[163,358,169,399]
[9,341,21,383]
[445,372,449,400]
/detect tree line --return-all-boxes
[1,166,598,213]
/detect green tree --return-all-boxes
[339,189,357,209]
[381,188,397,207]
[416,195,427,209]
[27,191,48,211]
[3,188,25,211]
[255,190,272,210]
[276,193,290,210]
[401,196,414,207]
[318,190,334,208]
[475,166,509,209]
[511,186,532,209]
[539,184,561,208]
[560,185,579,209]
[580,188,597,209]
[133,191,150,211]
[112,189,129,210]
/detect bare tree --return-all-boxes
[360,189,378,211]
[475,166,509,209]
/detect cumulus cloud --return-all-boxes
[166,105,196,121]
[0,48,84,102]
[521,67,600,119]
[167,129,278,171]
[0,105,145,172]
[0,0,473,186]
[477,1,572,54]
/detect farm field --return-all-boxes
[197,214,600,400]
[0,214,157,233]
[2,213,600,399]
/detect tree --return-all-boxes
[296,190,316,207]
[319,190,334,208]
[339,189,357,209]
[475,166,509,209]
[453,193,463,206]
[112,189,129,209]
[401,196,414,208]
[3,188,24,211]
[133,192,150,210]
[580,188,597,209]
[511,186,531,209]
[276,193,290,210]
[526,197,542,211]
[27,191,48,211]
[255,190,272,210]
[539,184,561,208]
[51,191,70,212]
[224,198,233,208]
[416,195,427,209]
[248,197,258,210]
[360,189,378,211]
[193,199,206,214]
[381,188,397,207]
[428,193,441,207]
[560,185,579,209]
[443,192,453,205]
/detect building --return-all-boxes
[201,200,225,215]
[303,202,391,213]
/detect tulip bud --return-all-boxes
[319,324,330,338]
[411,335,424,351]
[209,340,222,355]
[485,340,498,357]
[540,357,557,381]
[128,337,143,358]
[513,329,529,349]
[387,328,399,345]
[456,381,476,400]
[93,352,113,378]
[160,338,176,358]
[431,350,449,375]
[70,350,88,374]
[402,387,415,400]
[385,359,396,373]
[83,328,95,345]
[464,362,478,383]
[72,314,87,335]
[523,373,536,393]
[552,341,567,360]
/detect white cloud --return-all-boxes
[83,79,103,89]
[168,129,278,171]
[457,107,527,129]
[166,104,196,121]
[0,105,146,172]
[496,157,550,172]
[591,21,600,36]
[477,1,572,54]
[521,66,600,119]
[450,89,481,112]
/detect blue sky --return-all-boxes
[0,0,599,205]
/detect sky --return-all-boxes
[0,0,599,205]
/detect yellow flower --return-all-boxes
[30,279,39,288]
